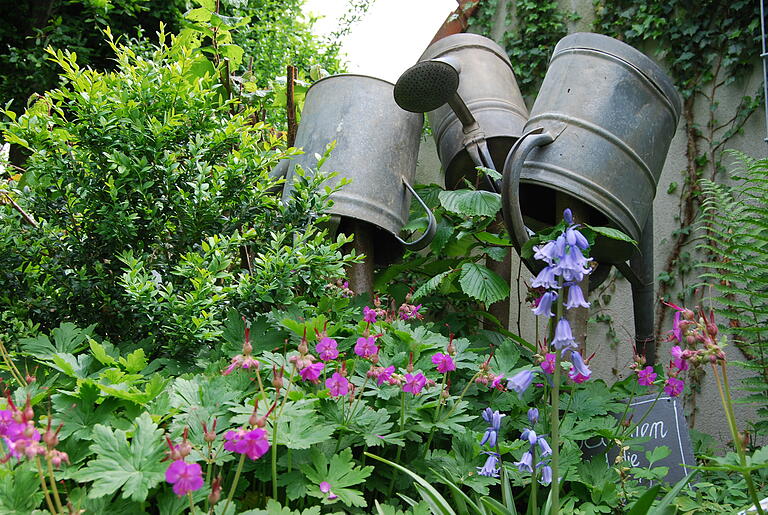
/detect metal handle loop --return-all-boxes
[394,178,437,251]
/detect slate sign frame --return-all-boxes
[581,394,695,484]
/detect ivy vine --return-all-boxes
[470,0,571,99]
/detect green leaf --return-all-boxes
[74,412,166,502]
[90,340,117,366]
[365,452,456,515]
[0,463,44,513]
[438,189,501,217]
[184,7,212,22]
[413,270,453,301]
[626,484,661,515]
[19,322,94,357]
[276,413,335,449]
[585,225,637,246]
[217,44,244,68]
[119,348,147,374]
[475,232,512,246]
[459,263,509,304]
[300,448,373,508]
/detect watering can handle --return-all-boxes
[501,128,555,251]
[394,179,437,251]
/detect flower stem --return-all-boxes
[188,492,197,514]
[530,445,538,515]
[271,414,279,501]
[222,453,246,515]
[35,456,57,515]
[386,392,407,497]
[45,455,64,514]
[550,348,561,515]
[714,363,764,515]
[423,371,449,456]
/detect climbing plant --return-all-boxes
[470,0,570,99]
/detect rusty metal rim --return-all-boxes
[553,33,682,118]
[522,160,642,237]
[525,113,658,188]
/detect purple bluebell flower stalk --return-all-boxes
[528,408,539,425]
[539,464,553,485]
[514,450,534,473]
[531,265,559,289]
[507,369,535,398]
[537,437,552,457]
[477,451,501,477]
[521,428,538,446]
[552,318,577,351]
[532,291,557,317]
[564,284,590,309]
[480,408,505,448]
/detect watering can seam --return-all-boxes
[522,160,642,236]
[525,113,657,188]
[550,48,679,118]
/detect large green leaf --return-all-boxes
[0,463,44,514]
[438,189,501,217]
[300,448,373,508]
[74,412,166,502]
[459,263,509,305]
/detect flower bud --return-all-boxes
[209,476,222,505]
[23,399,34,422]
[25,373,36,384]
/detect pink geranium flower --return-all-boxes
[670,346,689,371]
[299,362,324,383]
[165,460,204,496]
[431,353,456,373]
[637,366,657,386]
[316,337,339,361]
[354,336,378,359]
[376,365,395,386]
[363,306,377,323]
[540,353,556,374]
[664,377,685,397]
[326,372,350,397]
[402,372,427,394]
[223,428,270,460]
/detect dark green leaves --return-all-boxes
[438,190,501,218]
[300,448,373,508]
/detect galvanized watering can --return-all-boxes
[501,32,682,263]
[394,33,529,190]
[281,74,436,266]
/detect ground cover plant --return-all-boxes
[1,14,768,515]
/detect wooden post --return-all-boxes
[286,65,298,147]
[343,219,376,295]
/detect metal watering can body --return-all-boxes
[418,33,529,189]
[281,74,435,266]
[502,32,682,262]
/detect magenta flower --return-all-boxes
[165,460,204,497]
[490,374,505,389]
[363,306,377,323]
[326,372,350,397]
[670,346,689,371]
[224,428,270,460]
[664,377,685,397]
[376,365,395,386]
[299,362,325,382]
[637,366,657,386]
[319,481,339,500]
[402,372,427,394]
[354,336,379,359]
[431,353,456,373]
[540,353,556,374]
[316,337,339,361]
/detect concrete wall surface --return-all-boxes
[413,0,768,445]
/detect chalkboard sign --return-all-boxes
[581,394,695,484]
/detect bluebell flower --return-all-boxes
[537,436,552,457]
[539,464,553,485]
[565,226,589,250]
[568,350,591,382]
[563,208,573,225]
[532,291,557,317]
[555,246,591,283]
[564,284,590,309]
[507,370,534,398]
[527,408,539,425]
[552,318,577,351]
[477,451,501,477]
[531,265,558,289]
[480,408,505,448]
[521,428,538,446]
[514,450,533,473]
